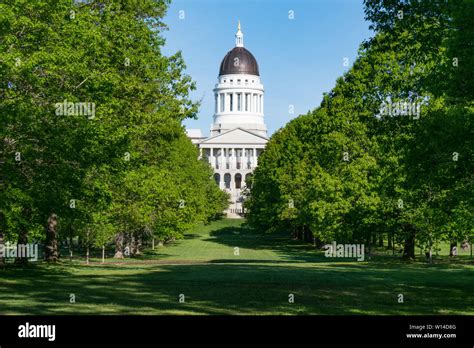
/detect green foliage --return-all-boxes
[0,0,228,257]
[246,0,473,257]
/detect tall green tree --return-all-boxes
[0,0,227,262]
[247,0,472,261]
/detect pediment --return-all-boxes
[200,128,268,145]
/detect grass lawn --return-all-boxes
[0,219,472,315]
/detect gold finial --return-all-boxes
[238,20,241,31]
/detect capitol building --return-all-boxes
[187,22,268,218]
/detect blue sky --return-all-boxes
[162,0,373,136]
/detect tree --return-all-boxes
[1,0,227,262]
[247,0,473,261]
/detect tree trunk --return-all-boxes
[136,235,142,255]
[387,233,393,249]
[402,225,416,260]
[14,230,28,265]
[69,236,73,261]
[130,234,136,256]
[114,232,124,258]
[367,235,372,259]
[102,245,105,263]
[378,234,383,247]
[85,228,90,264]
[449,241,457,256]
[152,238,155,250]
[44,213,59,262]
[130,233,141,256]
[302,225,312,243]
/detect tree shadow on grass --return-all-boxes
[1,262,471,315]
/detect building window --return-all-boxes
[220,94,224,112]
[214,173,220,186]
[224,173,231,189]
[214,94,218,113]
[245,93,249,111]
[229,93,233,111]
[237,93,241,111]
[237,79,241,85]
[230,79,233,85]
[235,173,242,189]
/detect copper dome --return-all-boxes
[219,47,259,76]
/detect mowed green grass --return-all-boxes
[0,219,472,315]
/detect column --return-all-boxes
[253,148,257,167]
[209,148,213,167]
[221,147,225,169]
[261,94,264,114]
[217,93,220,113]
[199,147,203,160]
[232,148,237,169]
[242,147,246,169]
